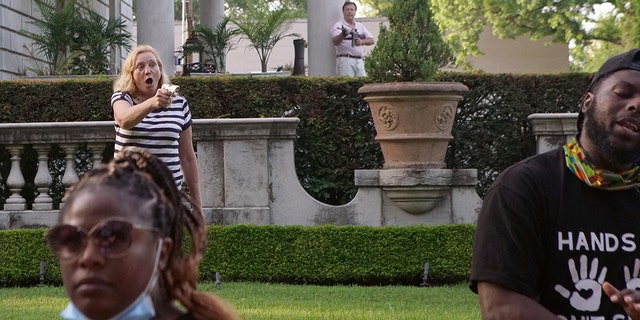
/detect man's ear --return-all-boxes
[159,237,173,270]
[582,92,594,114]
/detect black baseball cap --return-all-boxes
[577,48,640,131]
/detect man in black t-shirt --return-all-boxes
[470,49,640,319]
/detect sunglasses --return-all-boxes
[46,218,158,260]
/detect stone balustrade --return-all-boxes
[0,118,484,229]
[0,114,577,229]
[0,121,113,212]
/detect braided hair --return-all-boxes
[62,147,240,320]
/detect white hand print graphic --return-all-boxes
[554,255,607,312]
[624,258,640,291]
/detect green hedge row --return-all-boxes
[443,73,588,196]
[0,224,474,287]
[0,73,591,204]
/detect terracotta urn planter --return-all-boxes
[358,82,469,169]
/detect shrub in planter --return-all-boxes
[364,0,453,82]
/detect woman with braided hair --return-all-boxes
[46,148,240,320]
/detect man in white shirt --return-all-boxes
[331,1,375,77]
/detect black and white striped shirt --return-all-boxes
[111,91,192,188]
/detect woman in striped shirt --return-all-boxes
[111,45,202,217]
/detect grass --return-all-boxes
[0,282,480,319]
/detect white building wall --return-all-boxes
[224,17,382,74]
[143,17,568,75]
[468,26,570,74]
[1,0,36,80]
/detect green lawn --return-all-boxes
[0,282,480,319]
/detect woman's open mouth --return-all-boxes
[145,77,153,85]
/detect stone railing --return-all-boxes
[0,118,482,229]
[0,114,576,229]
[0,121,114,228]
[0,121,113,211]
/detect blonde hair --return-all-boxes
[113,45,171,94]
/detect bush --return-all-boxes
[0,229,60,287]
[439,72,587,195]
[203,224,474,285]
[365,0,452,82]
[0,74,590,203]
[0,224,474,287]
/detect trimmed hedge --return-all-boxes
[442,73,588,196]
[0,73,591,204]
[0,228,59,287]
[0,224,474,287]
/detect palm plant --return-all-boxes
[185,17,241,73]
[23,0,78,75]
[23,0,131,76]
[71,10,132,74]
[232,8,300,72]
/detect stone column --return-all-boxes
[528,113,578,154]
[4,145,26,211]
[137,0,176,76]
[32,144,53,211]
[307,0,343,76]
[201,0,224,27]
[109,0,122,73]
[200,0,225,66]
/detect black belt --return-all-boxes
[336,54,362,59]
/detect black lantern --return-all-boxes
[182,31,203,75]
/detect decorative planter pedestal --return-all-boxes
[353,168,481,225]
[358,82,471,216]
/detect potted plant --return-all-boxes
[22,0,78,75]
[181,17,241,74]
[232,8,299,73]
[360,0,468,170]
[22,0,131,76]
[357,0,472,215]
[69,9,132,75]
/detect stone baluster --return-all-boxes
[32,144,53,210]
[87,142,106,169]
[4,145,26,210]
[59,144,79,208]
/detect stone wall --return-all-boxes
[0,118,482,229]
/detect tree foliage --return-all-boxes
[362,0,638,71]
[72,10,132,74]
[365,0,452,82]
[435,0,640,70]
[358,0,391,16]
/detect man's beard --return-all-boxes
[583,97,640,167]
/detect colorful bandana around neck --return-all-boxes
[564,137,640,190]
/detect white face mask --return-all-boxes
[60,239,164,320]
